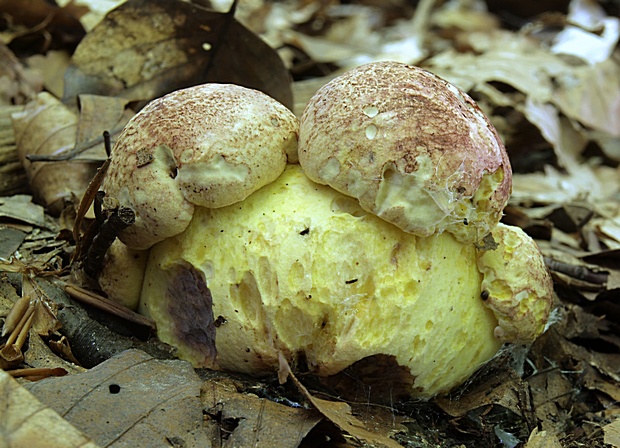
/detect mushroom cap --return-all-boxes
[299,61,512,243]
[101,83,299,250]
[140,164,509,399]
[477,223,554,343]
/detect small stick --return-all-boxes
[103,130,112,157]
[544,257,607,285]
[15,312,34,350]
[8,367,68,378]
[64,283,156,331]
[72,130,112,260]
[83,206,135,279]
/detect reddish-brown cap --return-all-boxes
[298,61,512,243]
[102,83,298,249]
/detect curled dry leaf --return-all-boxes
[12,93,98,215]
[11,92,133,214]
[64,0,293,109]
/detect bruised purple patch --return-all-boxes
[166,261,217,367]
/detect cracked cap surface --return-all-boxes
[299,61,512,243]
[102,83,299,249]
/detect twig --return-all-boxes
[64,283,156,331]
[8,367,68,378]
[544,257,608,285]
[83,206,135,279]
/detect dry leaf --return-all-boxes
[551,0,619,64]
[26,50,71,98]
[202,376,321,447]
[0,0,85,51]
[552,59,620,137]
[25,349,211,447]
[521,98,587,171]
[11,91,133,214]
[604,417,620,448]
[427,32,572,102]
[73,94,133,161]
[12,93,99,215]
[525,427,563,448]
[0,226,27,259]
[64,0,293,109]
[279,353,402,448]
[434,367,533,420]
[0,369,99,448]
[0,195,46,228]
[0,43,43,105]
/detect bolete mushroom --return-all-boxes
[100,83,299,251]
[96,83,298,307]
[299,61,511,244]
[100,66,553,400]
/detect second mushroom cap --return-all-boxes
[298,61,512,243]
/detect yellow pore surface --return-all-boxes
[141,164,503,398]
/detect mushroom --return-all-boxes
[101,66,553,400]
[96,83,298,306]
[299,61,511,244]
[100,83,299,251]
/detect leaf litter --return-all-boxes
[0,0,619,447]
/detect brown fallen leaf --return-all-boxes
[278,353,402,448]
[25,349,211,447]
[12,91,133,214]
[64,0,293,109]
[26,50,71,98]
[202,376,321,447]
[0,43,43,104]
[434,366,534,421]
[0,0,85,53]
[0,369,99,448]
[0,195,47,228]
[525,428,563,448]
[12,93,99,215]
[69,94,132,162]
[604,418,620,448]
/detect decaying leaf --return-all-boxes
[72,94,132,161]
[202,376,322,447]
[0,43,43,104]
[604,418,620,448]
[64,0,293,109]
[434,366,534,422]
[0,195,46,228]
[0,369,99,448]
[11,91,133,214]
[11,93,98,214]
[525,428,563,448]
[279,353,403,448]
[25,349,211,447]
